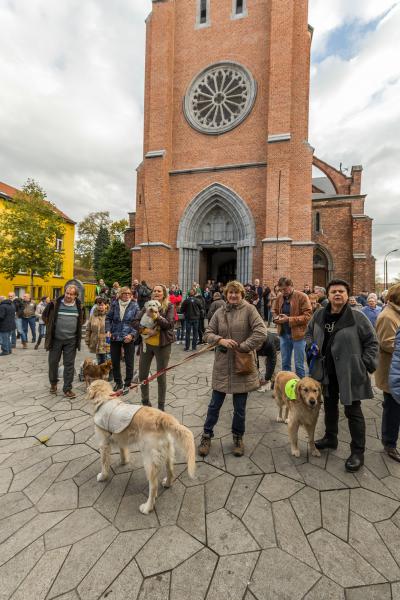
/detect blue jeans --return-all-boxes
[15,317,26,342]
[22,316,36,342]
[280,333,306,378]
[185,319,199,350]
[204,390,248,437]
[0,331,12,354]
[382,392,400,448]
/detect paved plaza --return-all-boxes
[1,343,400,599]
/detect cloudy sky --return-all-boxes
[1,0,399,280]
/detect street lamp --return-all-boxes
[384,249,399,289]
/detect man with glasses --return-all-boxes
[273,277,312,378]
[43,284,85,398]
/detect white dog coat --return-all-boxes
[94,400,143,433]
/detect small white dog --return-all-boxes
[140,300,161,340]
[87,380,196,514]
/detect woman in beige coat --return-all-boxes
[85,298,110,364]
[375,283,400,462]
[198,280,267,457]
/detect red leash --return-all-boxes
[110,343,217,398]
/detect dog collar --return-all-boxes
[285,378,299,401]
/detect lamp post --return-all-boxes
[384,249,399,289]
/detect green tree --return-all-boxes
[93,225,110,279]
[99,239,131,287]
[0,179,65,295]
[75,211,128,268]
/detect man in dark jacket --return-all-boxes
[0,297,16,355]
[305,279,378,472]
[208,292,225,320]
[42,285,85,398]
[137,281,152,309]
[8,292,23,348]
[180,290,203,351]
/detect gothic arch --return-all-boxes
[177,183,256,290]
[313,244,334,288]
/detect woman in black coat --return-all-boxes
[305,279,378,472]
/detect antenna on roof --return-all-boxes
[339,162,349,174]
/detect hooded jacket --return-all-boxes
[0,300,16,332]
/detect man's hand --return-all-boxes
[275,314,289,324]
[219,339,238,349]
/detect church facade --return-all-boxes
[127,0,375,292]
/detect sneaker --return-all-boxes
[198,434,211,457]
[64,390,76,399]
[113,383,123,392]
[122,385,130,395]
[50,384,57,394]
[384,447,400,463]
[233,434,244,457]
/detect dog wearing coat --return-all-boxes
[87,380,196,514]
[140,300,161,340]
[274,370,322,458]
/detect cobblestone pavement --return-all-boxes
[1,342,400,599]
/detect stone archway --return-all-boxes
[313,245,334,289]
[177,183,256,291]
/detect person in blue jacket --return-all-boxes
[389,328,400,404]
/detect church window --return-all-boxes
[232,0,247,18]
[197,0,210,27]
[315,211,321,233]
[184,61,257,134]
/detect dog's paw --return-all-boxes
[97,473,108,482]
[162,477,172,488]
[276,417,285,423]
[291,449,301,458]
[284,419,289,424]
[311,448,321,457]
[139,503,152,514]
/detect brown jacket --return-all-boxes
[375,303,400,393]
[204,300,267,394]
[85,308,109,355]
[274,290,312,341]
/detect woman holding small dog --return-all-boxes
[305,279,379,472]
[135,284,175,411]
[105,287,139,393]
[198,280,267,457]
[85,297,110,365]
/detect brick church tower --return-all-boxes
[132,0,319,289]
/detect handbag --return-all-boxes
[223,311,256,376]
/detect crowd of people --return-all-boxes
[1,275,400,470]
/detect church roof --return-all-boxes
[312,176,337,197]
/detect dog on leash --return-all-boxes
[274,370,322,458]
[87,380,196,514]
[140,300,161,340]
[82,358,113,388]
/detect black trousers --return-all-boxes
[110,340,134,386]
[323,377,365,454]
[48,338,77,392]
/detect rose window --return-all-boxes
[184,62,257,135]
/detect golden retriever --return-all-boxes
[87,380,196,514]
[83,358,113,388]
[274,370,322,458]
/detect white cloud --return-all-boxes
[1,1,399,282]
[309,0,400,280]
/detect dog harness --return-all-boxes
[94,400,143,433]
[285,378,299,401]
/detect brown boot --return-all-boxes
[22,341,28,349]
[50,384,57,394]
[233,434,244,457]
[198,434,211,457]
[64,390,77,399]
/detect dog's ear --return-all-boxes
[295,381,303,403]
[87,381,98,400]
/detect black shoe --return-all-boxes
[113,383,123,392]
[122,385,130,395]
[384,447,400,463]
[315,436,338,450]
[345,453,364,472]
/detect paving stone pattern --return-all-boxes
[1,343,400,599]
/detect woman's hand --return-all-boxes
[146,328,157,337]
[123,334,133,343]
[219,338,238,349]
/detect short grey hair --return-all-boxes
[65,284,79,296]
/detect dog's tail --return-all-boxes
[157,413,196,479]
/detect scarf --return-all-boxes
[118,299,130,320]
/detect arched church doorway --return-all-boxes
[313,246,332,289]
[177,184,255,291]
